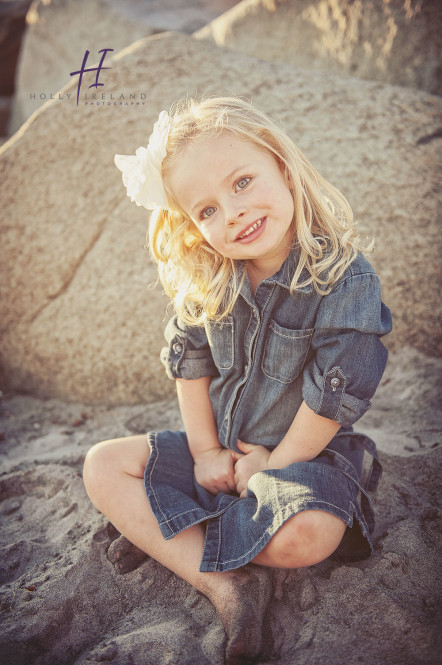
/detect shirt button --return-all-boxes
[331,377,341,391]
[173,342,183,354]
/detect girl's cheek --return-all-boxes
[201,229,218,249]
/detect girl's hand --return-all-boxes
[234,440,271,498]
[193,447,243,495]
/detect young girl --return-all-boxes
[83,97,392,664]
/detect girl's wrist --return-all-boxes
[267,446,297,469]
[190,441,223,460]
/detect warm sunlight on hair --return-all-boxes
[149,96,372,326]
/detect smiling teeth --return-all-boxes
[239,218,263,239]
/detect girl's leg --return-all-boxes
[84,435,345,571]
[253,509,347,569]
[83,436,273,664]
[83,435,217,589]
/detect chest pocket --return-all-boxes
[262,320,314,383]
[206,316,234,370]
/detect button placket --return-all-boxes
[224,306,260,448]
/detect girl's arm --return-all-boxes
[176,376,220,453]
[234,401,340,497]
[268,400,341,467]
[176,377,241,494]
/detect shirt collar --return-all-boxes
[238,245,312,298]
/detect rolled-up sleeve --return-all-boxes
[160,315,218,380]
[302,271,392,427]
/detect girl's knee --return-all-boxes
[83,435,150,503]
[84,440,108,476]
[262,510,347,568]
[83,441,112,501]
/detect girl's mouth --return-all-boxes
[235,217,266,243]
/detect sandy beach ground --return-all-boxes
[1,346,441,664]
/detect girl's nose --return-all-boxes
[226,205,247,226]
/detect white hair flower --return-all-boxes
[114,110,172,211]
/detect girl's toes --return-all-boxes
[115,547,149,574]
[107,535,148,573]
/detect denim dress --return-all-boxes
[144,250,392,572]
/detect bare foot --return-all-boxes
[205,565,274,665]
[106,532,149,574]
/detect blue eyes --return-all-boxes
[236,177,250,190]
[199,176,251,220]
[201,206,216,219]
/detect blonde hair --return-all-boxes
[149,96,370,325]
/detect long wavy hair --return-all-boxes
[149,96,370,325]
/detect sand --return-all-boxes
[0,347,441,664]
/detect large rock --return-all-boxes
[0,31,440,404]
[195,0,442,95]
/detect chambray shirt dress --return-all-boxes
[144,250,392,572]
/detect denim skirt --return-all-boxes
[144,429,382,572]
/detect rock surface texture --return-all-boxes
[196,0,442,95]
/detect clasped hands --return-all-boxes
[193,440,271,498]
